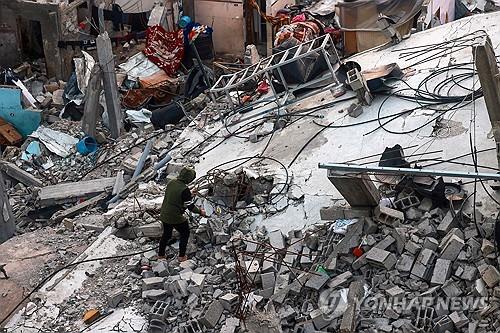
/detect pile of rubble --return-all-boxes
[109,181,500,333]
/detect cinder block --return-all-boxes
[385,286,404,298]
[449,311,469,329]
[199,300,224,328]
[305,273,330,291]
[328,271,353,289]
[310,309,332,330]
[169,279,189,299]
[150,300,169,321]
[394,195,420,211]
[268,230,285,249]
[430,258,452,285]
[410,248,437,281]
[439,235,464,261]
[396,253,415,274]
[142,277,165,291]
[436,211,458,236]
[374,206,404,227]
[220,293,239,311]
[261,272,276,291]
[422,237,439,252]
[365,247,397,270]
[481,265,500,288]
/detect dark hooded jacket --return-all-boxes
[160,167,201,224]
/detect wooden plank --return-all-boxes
[38,177,116,207]
[96,32,122,139]
[50,192,109,223]
[473,35,500,125]
[0,118,22,145]
[0,161,43,187]
[81,66,102,137]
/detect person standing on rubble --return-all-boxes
[158,166,206,262]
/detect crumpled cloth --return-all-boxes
[143,25,184,76]
[274,21,322,47]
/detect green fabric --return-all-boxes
[160,167,197,224]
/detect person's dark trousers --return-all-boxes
[158,222,190,257]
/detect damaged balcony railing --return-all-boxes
[210,34,341,110]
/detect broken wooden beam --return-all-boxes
[38,177,116,207]
[82,66,102,138]
[0,161,43,188]
[50,192,109,223]
[96,32,122,139]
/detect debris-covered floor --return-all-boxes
[2,1,500,333]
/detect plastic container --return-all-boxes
[76,136,98,155]
[179,16,192,29]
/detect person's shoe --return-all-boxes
[178,256,188,262]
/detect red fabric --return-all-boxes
[143,26,184,76]
[291,13,306,23]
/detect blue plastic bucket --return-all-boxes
[76,136,98,155]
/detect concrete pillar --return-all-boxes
[0,172,15,244]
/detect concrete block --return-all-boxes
[436,211,458,236]
[142,289,167,301]
[449,311,469,329]
[441,280,463,297]
[396,253,415,274]
[392,228,407,254]
[430,258,452,285]
[220,293,239,311]
[439,234,464,261]
[199,300,224,328]
[339,304,356,333]
[385,286,404,298]
[149,318,167,333]
[268,230,285,249]
[310,309,331,330]
[261,272,276,290]
[150,300,169,321]
[405,240,421,255]
[433,315,454,333]
[410,248,437,280]
[480,265,500,287]
[305,273,330,291]
[169,279,189,299]
[374,235,395,250]
[394,195,420,210]
[328,271,353,289]
[107,289,124,308]
[365,247,397,270]
[142,277,165,291]
[422,237,439,252]
[320,206,372,220]
[374,205,404,226]
[481,239,495,256]
[152,261,171,277]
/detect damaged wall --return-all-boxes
[0,172,15,244]
[0,0,76,80]
[195,0,245,56]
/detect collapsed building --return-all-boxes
[1,1,500,333]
